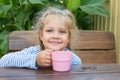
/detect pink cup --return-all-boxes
[51,51,72,72]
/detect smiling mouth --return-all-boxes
[50,42,61,45]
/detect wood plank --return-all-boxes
[73,50,116,64]
[8,30,39,51]
[70,30,115,50]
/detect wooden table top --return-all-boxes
[0,64,120,80]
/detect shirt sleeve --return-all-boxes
[0,46,40,69]
[64,48,82,66]
[71,52,82,65]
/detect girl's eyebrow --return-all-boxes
[44,26,53,29]
[60,28,66,30]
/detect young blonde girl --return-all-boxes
[0,7,82,69]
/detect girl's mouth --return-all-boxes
[50,41,61,45]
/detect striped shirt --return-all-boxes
[0,45,82,69]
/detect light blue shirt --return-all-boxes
[0,45,82,69]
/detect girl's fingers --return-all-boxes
[38,49,53,67]
[42,59,51,67]
[45,55,51,59]
[44,63,51,67]
[45,59,51,63]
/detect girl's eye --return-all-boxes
[60,31,66,33]
[46,30,52,32]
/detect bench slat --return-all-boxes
[70,30,115,50]
[74,50,116,64]
[8,31,39,51]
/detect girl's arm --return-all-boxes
[0,46,40,69]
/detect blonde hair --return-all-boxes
[33,7,78,50]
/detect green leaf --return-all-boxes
[0,0,10,5]
[0,31,9,57]
[46,0,64,9]
[28,0,47,5]
[0,0,5,4]
[81,0,107,5]
[0,35,8,57]
[80,3,108,16]
[14,23,24,30]
[0,4,11,17]
[0,30,9,40]
[80,0,108,16]
[67,0,81,11]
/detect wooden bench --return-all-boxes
[8,30,116,64]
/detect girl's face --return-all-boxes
[40,14,69,51]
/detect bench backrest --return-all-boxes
[8,30,116,64]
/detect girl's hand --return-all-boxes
[36,49,53,67]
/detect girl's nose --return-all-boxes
[52,32,60,38]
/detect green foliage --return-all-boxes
[0,0,108,57]
[63,0,108,29]
[0,4,11,17]
[0,30,9,57]
[80,0,108,16]
[67,0,81,11]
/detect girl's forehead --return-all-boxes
[44,14,71,25]
[43,15,69,30]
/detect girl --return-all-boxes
[0,7,82,69]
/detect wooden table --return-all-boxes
[0,64,120,80]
